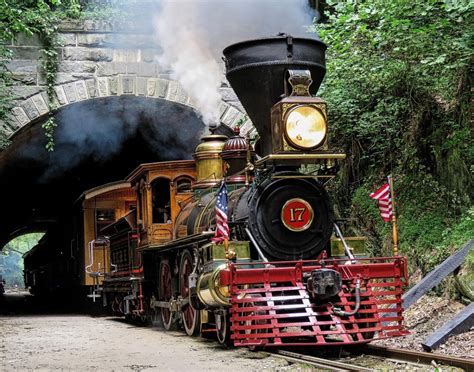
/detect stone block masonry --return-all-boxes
[3,20,254,139]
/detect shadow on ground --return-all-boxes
[0,291,106,316]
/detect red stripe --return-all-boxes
[370,183,393,222]
[370,183,390,200]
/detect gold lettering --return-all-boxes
[289,207,306,222]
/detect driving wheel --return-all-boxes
[179,250,201,336]
[159,260,176,330]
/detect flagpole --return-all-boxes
[388,175,399,256]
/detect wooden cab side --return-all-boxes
[127,160,196,247]
[127,160,195,248]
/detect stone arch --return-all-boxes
[7,76,254,139]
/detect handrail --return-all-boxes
[333,223,355,261]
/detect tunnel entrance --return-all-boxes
[0,233,44,290]
[0,96,206,282]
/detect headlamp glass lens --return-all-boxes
[285,106,326,149]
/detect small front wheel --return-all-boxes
[216,311,232,346]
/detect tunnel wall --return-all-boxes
[2,19,254,139]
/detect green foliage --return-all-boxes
[42,116,58,151]
[0,0,82,151]
[78,1,126,21]
[318,0,473,274]
[438,206,474,263]
[319,0,473,180]
[396,173,459,270]
[1,233,44,288]
[352,175,472,274]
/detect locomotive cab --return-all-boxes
[126,161,196,247]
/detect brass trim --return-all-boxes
[200,310,209,324]
[288,69,313,96]
[196,264,230,307]
[281,198,314,232]
[193,152,224,159]
[255,153,346,166]
[271,175,336,179]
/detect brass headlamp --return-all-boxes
[271,70,328,153]
[284,105,327,150]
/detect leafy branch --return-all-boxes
[0,0,82,151]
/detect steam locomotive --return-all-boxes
[27,36,409,348]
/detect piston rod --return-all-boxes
[333,223,355,261]
[245,227,269,262]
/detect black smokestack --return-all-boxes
[153,0,319,127]
[223,35,327,156]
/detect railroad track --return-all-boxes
[270,345,474,371]
[365,345,474,371]
[271,350,371,372]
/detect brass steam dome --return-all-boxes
[193,132,227,189]
[220,127,254,184]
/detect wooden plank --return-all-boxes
[381,240,473,321]
[403,240,473,309]
[421,302,474,351]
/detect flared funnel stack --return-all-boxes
[223,35,327,156]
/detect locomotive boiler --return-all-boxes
[88,35,409,348]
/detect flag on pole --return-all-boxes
[370,183,393,222]
[211,181,230,244]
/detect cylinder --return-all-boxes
[196,264,230,307]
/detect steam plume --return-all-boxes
[154,0,317,125]
[155,3,223,125]
[38,97,203,182]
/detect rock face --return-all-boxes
[2,19,252,138]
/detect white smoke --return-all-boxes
[154,2,223,125]
[154,0,317,125]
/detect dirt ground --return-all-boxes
[0,314,291,371]
[1,293,472,371]
[374,295,474,360]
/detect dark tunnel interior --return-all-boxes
[0,96,206,250]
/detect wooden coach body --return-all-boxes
[74,181,136,287]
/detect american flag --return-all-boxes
[370,183,393,222]
[211,181,230,244]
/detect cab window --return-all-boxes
[176,177,193,194]
[151,178,171,224]
[96,209,115,236]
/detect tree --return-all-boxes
[317,0,473,272]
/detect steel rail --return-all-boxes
[271,350,372,372]
[365,345,474,371]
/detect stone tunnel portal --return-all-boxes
[0,96,207,252]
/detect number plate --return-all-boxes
[281,198,314,232]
